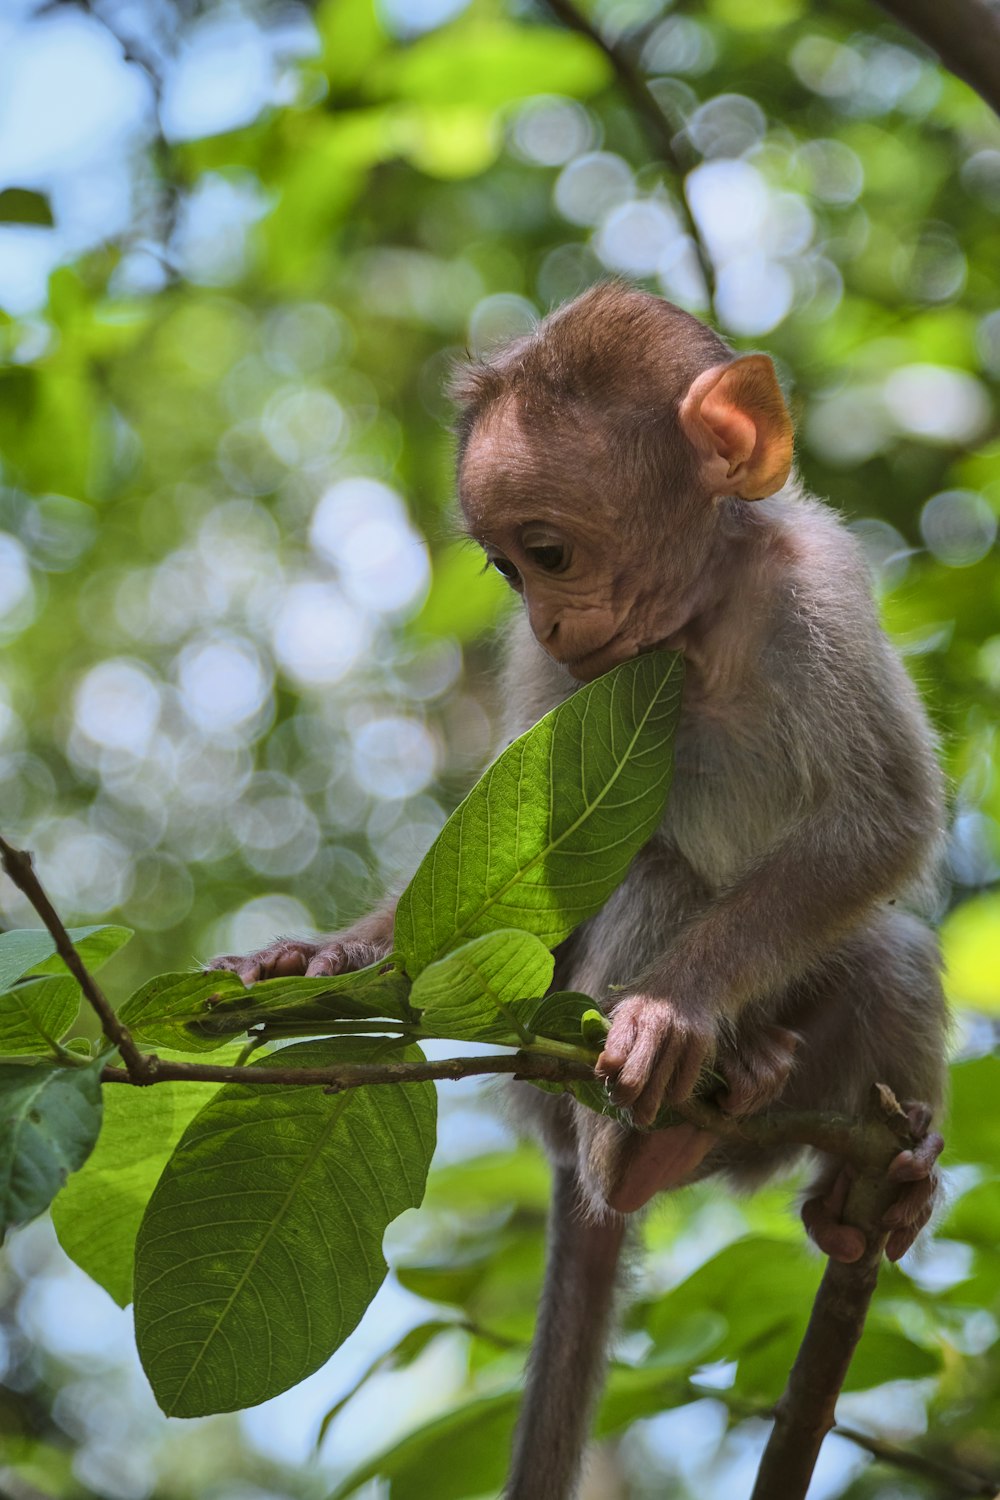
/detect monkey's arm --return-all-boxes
[208,902,397,984]
[601,590,945,1124]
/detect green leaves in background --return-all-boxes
[133,1038,436,1417]
[0,1059,104,1232]
[395,652,683,975]
[410,930,554,1040]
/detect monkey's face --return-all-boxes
[459,413,676,682]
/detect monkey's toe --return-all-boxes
[802,1165,867,1264]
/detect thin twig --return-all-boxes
[543,0,715,303]
[834,1422,999,1497]
[0,834,154,1083]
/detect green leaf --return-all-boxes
[0,976,81,1056]
[189,963,413,1039]
[947,1057,1000,1167]
[409,930,554,1040]
[327,1346,717,1500]
[641,1237,818,1398]
[0,187,54,226]
[395,652,682,975]
[0,924,133,992]
[515,990,599,1046]
[318,1319,455,1444]
[118,970,258,1051]
[0,1059,104,1232]
[51,1051,238,1306]
[328,1388,519,1500]
[133,1037,437,1417]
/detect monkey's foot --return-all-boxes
[802,1103,944,1264]
[207,936,390,986]
[716,1023,801,1116]
[605,1124,718,1214]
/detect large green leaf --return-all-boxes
[0,1059,104,1232]
[0,924,133,992]
[51,1050,238,1306]
[133,1037,437,1417]
[409,930,554,1040]
[395,652,682,975]
[0,976,81,1056]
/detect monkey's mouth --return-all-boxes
[562,632,635,682]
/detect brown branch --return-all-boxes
[101,1051,597,1089]
[543,0,716,303]
[872,0,1000,120]
[749,1085,916,1500]
[0,833,155,1083]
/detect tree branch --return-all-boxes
[543,0,715,303]
[749,1085,917,1500]
[0,834,155,1083]
[872,0,1000,120]
[101,1052,597,1089]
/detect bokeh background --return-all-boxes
[1,0,1000,1496]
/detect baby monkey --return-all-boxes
[212,286,947,1500]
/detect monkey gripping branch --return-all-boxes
[0,652,939,1500]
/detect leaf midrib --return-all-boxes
[154,1074,356,1413]
[425,663,677,963]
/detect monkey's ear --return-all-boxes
[678,355,793,500]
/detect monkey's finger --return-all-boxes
[888,1133,944,1183]
[801,1193,865,1264]
[305,945,349,978]
[665,1036,709,1107]
[206,955,259,986]
[886,1195,934,1261]
[630,1043,683,1127]
[596,1016,640,1080]
[607,1023,672,1109]
[882,1172,937,1230]
[901,1100,934,1137]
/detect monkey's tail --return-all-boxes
[505,1165,627,1500]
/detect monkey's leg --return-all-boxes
[506,1165,626,1500]
[777,912,947,1264]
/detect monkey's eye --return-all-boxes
[526,543,567,573]
[490,555,521,585]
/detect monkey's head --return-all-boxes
[452,284,794,681]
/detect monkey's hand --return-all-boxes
[596,996,716,1129]
[207,930,393,987]
[802,1101,944,1264]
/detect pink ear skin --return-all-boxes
[679,354,794,500]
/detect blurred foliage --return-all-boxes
[1,0,1000,1495]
